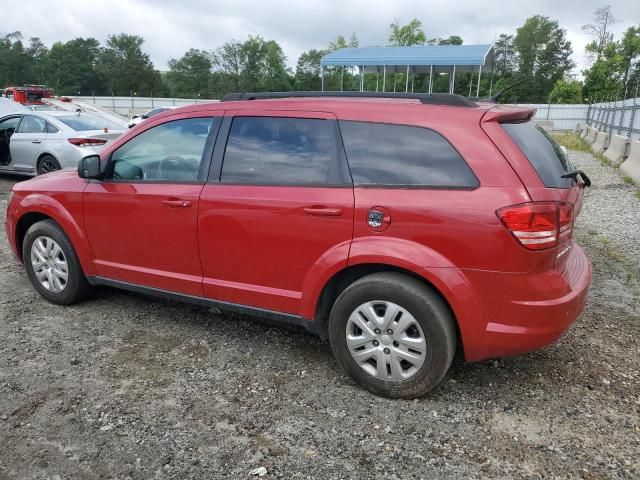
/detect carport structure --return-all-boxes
[320,44,495,97]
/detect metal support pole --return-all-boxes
[393,71,396,93]
[468,71,474,97]
[428,66,433,94]
[627,84,638,139]
[488,63,495,98]
[360,66,364,92]
[411,75,414,93]
[586,102,592,126]
[382,65,386,92]
[376,72,379,92]
[450,65,456,94]
[405,65,410,93]
[340,66,344,92]
[476,65,482,98]
[321,65,324,92]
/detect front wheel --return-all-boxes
[23,220,92,304]
[329,272,457,399]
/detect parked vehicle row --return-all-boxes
[0,111,126,175]
[4,92,592,398]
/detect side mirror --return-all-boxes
[78,154,102,179]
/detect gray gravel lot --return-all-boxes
[0,150,639,479]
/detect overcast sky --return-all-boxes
[6,0,640,74]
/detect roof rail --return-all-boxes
[220,91,478,107]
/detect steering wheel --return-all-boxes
[156,155,196,180]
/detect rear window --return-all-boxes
[339,121,478,188]
[502,121,573,188]
[56,115,123,132]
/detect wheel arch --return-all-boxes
[13,197,96,276]
[305,257,487,361]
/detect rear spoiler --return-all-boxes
[482,105,536,123]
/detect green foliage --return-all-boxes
[549,79,583,103]
[512,16,575,102]
[167,49,213,97]
[551,133,592,153]
[389,19,426,46]
[582,42,625,101]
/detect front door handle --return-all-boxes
[32,140,42,144]
[303,206,343,217]
[162,199,192,208]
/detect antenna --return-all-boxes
[486,78,529,103]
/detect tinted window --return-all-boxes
[110,117,216,181]
[57,115,124,132]
[502,121,573,188]
[46,122,60,133]
[221,116,337,185]
[339,121,478,187]
[18,115,47,134]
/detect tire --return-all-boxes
[36,154,61,175]
[329,272,456,399]
[22,219,92,305]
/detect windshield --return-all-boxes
[56,115,124,132]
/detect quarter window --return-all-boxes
[18,115,47,134]
[221,116,338,185]
[339,121,478,188]
[109,117,216,181]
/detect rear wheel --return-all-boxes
[329,272,456,399]
[37,154,61,175]
[23,220,92,304]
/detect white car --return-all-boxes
[0,111,125,175]
[128,107,177,128]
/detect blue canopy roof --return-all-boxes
[321,44,494,72]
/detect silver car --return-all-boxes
[0,111,126,175]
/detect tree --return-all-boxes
[582,42,625,101]
[328,33,358,52]
[513,16,575,102]
[619,26,640,92]
[167,49,213,97]
[388,19,426,46]
[46,38,103,95]
[295,48,328,90]
[494,34,517,78]
[549,79,583,103]
[99,34,163,96]
[438,35,463,46]
[582,5,615,63]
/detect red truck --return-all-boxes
[3,85,54,105]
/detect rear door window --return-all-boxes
[338,121,478,187]
[502,121,573,188]
[17,115,47,134]
[221,116,342,185]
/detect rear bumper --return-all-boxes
[461,244,592,362]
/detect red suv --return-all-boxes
[4,92,592,398]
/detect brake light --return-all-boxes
[497,202,574,251]
[68,138,107,147]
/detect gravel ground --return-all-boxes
[0,151,639,480]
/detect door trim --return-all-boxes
[86,275,326,337]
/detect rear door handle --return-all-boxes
[162,199,192,208]
[303,206,343,217]
[32,140,42,144]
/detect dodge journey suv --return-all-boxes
[4,92,592,398]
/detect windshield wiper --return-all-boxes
[561,170,591,187]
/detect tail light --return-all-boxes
[68,138,107,147]
[497,202,574,251]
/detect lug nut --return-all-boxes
[393,341,399,347]
[374,329,381,334]
[384,348,390,354]
[387,329,393,335]
[372,340,379,346]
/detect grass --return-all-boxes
[595,153,613,167]
[623,175,634,184]
[551,133,592,153]
[636,191,640,200]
